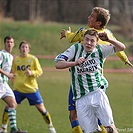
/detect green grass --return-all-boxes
[0,21,84,55]
[0,72,132,133]
[105,73,132,129]
[0,20,132,56]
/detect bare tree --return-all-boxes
[57,0,64,22]
[118,0,132,39]
[36,0,42,20]
[29,0,36,21]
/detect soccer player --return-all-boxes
[55,29,125,133]
[60,7,133,133]
[0,36,27,133]
[0,41,56,133]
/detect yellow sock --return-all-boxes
[71,120,83,133]
[2,109,9,129]
[42,111,53,127]
[99,125,107,133]
[72,125,83,133]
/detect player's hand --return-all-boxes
[7,73,17,79]
[60,27,71,39]
[75,57,86,65]
[25,68,32,76]
[99,32,109,41]
[125,60,133,67]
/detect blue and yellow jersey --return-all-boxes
[65,27,129,63]
[12,54,43,93]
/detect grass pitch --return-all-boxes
[0,71,132,133]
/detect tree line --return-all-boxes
[0,0,133,38]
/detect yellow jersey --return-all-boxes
[12,54,43,93]
[65,27,129,63]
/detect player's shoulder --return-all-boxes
[0,50,8,54]
[13,55,21,63]
[73,43,83,52]
[28,54,38,60]
[1,50,13,58]
[77,27,87,33]
[104,28,114,35]
[73,42,82,47]
[14,55,19,60]
[68,43,82,53]
[79,27,87,31]
[98,44,113,51]
[0,50,3,55]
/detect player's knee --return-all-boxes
[105,126,113,133]
[10,102,17,109]
[8,99,17,109]
[4,97,17,109]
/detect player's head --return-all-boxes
[88,7,110,29]
[19,41,31,57]
[4,36,14,53]
[83,29,99,52]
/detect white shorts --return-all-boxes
[0,82,15,99]
[76,89,114,133]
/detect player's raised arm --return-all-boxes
[99,32,126,52]
[60,27,71,39]
[60,27,86,43]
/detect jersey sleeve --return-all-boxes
[12,58,16,73]
[32,57,43,77]
[100,44,115,58]
[65,27,86,43]
[0,52,3,65]
[100,29,130,63]
[55,44,76,62]
[116,51,129,63]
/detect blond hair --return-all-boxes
[92,7,110,28]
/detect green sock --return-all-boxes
[8,108,17,131]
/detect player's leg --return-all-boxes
[97,84,109,133]
[35,103,56,133]
[96,89,118,133]
[27,90,56,133]
[3,96,27,133]
[8,90,27,133]
[68,86,83,133]
[0,86,9,133]
[97,119,107,133]
[0,106,9,133]
[70,110,83,133]
[76,94,99,133]
[0,89,26,133]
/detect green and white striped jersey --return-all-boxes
[55,43,115,100]
[0,50,13,84]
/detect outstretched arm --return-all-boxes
[55,57,86,69]
[60,27,71,39]
[99,32,133,67]
[116,51,133,67]
[55,60,76,69]
[60,27,86,43]
[99,32,126,52]
[0,69,16,79]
